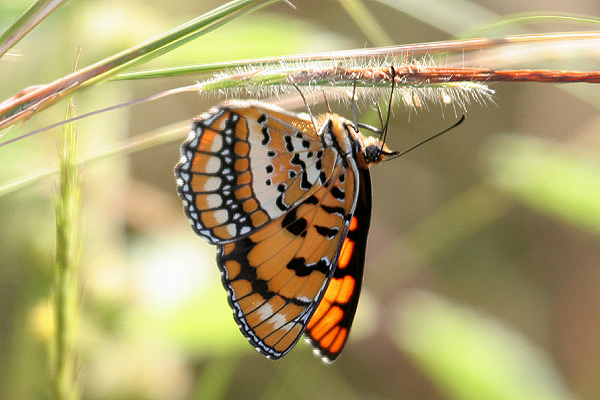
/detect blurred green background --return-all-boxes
[1,0,600,399]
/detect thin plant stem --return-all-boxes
[52,97,81,400]
[0,0,69,57]
[0,0,281,130]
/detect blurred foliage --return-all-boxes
[484,134,600,235]
[1,1,600,400]
[395,290,575,400]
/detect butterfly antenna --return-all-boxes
[380,66,396,145]
[375,102,385,131]
[292,82,319,134]
[386,115,466,161]
[350,78,360,132]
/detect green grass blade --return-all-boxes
[372,0,500,36]
[336,0,394,46]
[84,0,283,80]
[0,0,282,129]
[51,97,81,400]
[0,0,70,57]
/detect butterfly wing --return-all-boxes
[217,161,359,359]
[176,100,337,245]
[176,103,374,360]
[305,167,372,362]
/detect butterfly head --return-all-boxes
[358,135,399,168]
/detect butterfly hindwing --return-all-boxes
[217,162,359,359]
[176,100,337,245]
[305,168,372,362]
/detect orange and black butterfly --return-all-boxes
[175,99,396,362]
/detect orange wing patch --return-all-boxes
[305,169,372,362]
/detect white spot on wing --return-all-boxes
[279,321,295,332]
[178,171,190,181]
[226,223,237,236]
[210,135,223,152]
[212,209,229,224]
[205,157,221,173]
[205,194,222,208]
[203,176,221,191]
[269,313,289,330]
[213,118,228,131]
[256,303,273,320]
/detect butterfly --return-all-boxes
[175,99,397,362]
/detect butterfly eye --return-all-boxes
[364,143,382,163]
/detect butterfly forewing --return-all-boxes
[217,162,358,359]
[176,100,337,245]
